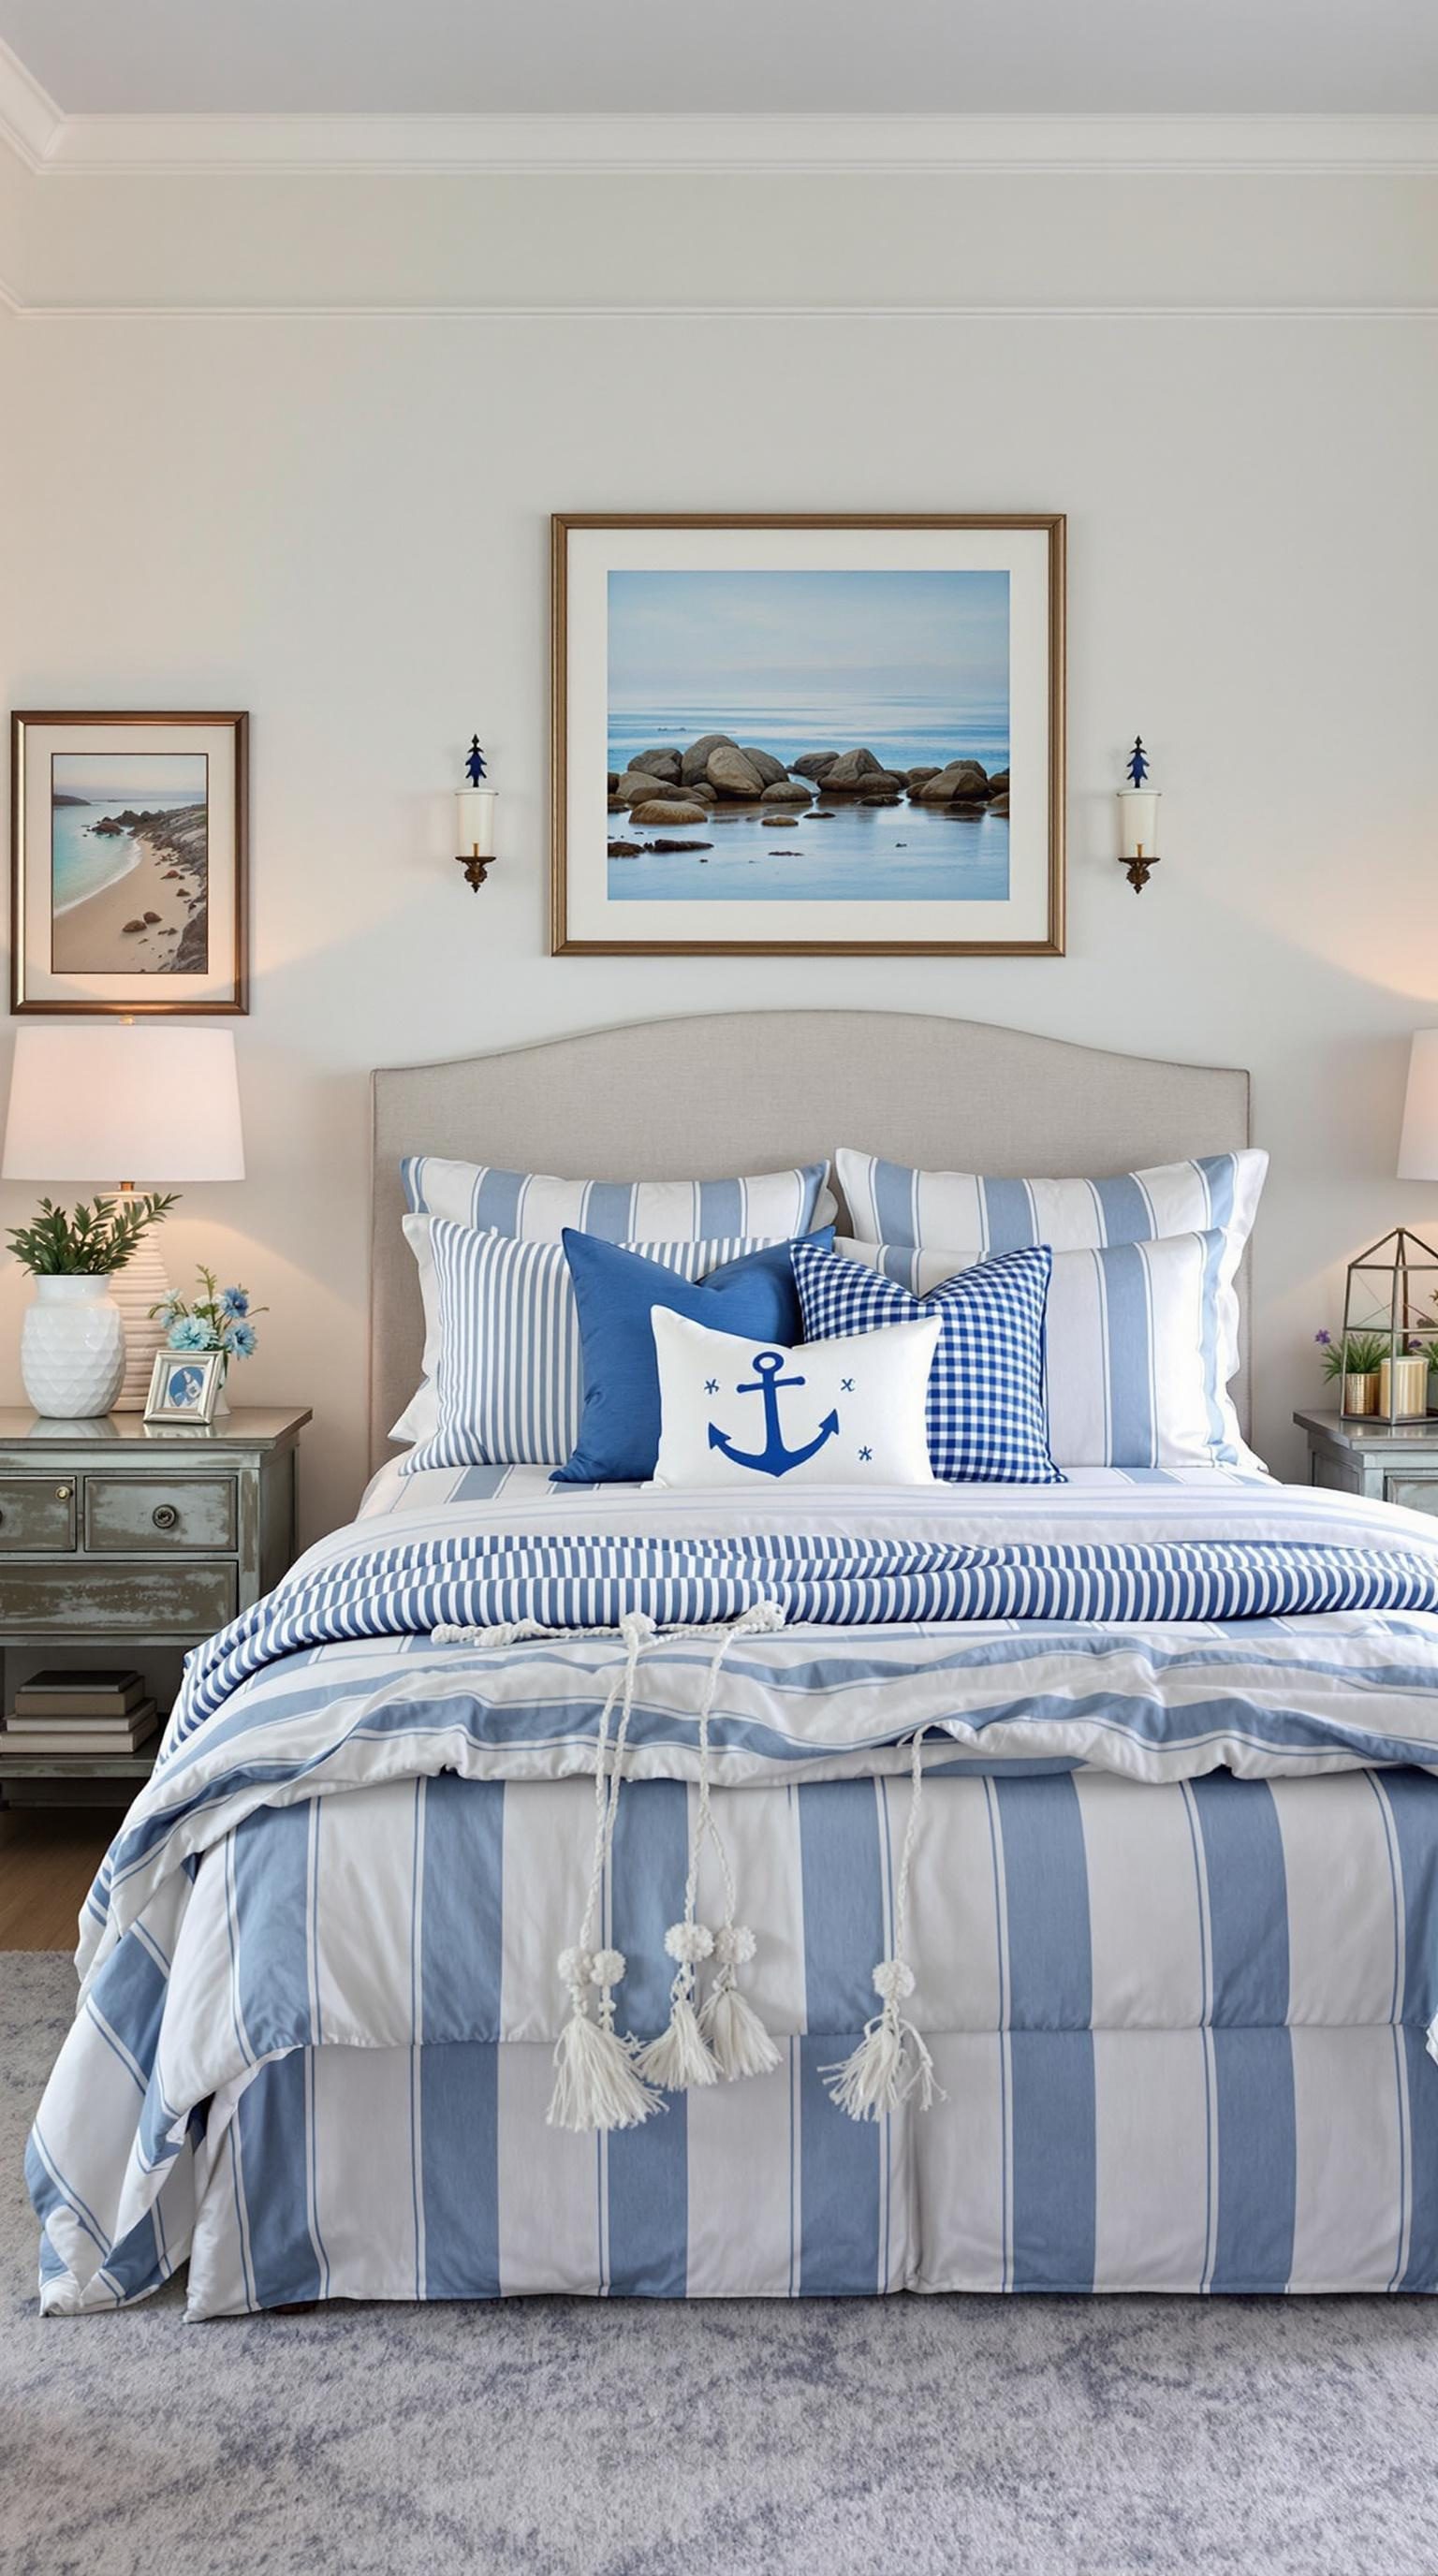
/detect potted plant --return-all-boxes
[6,1194,176,1418]
[1314,1328,1392,1420]
[151,1266,265,1414]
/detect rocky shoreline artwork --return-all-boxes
[50,755,210,976]
[604,569,1011,907]
[553,519,1064,957]
[11,712,248,1015]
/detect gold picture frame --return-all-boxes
[550,514,1064,958]
[10,710,249,1015]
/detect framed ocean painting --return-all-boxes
[9,711,248,1014]
[550,515,1064,957]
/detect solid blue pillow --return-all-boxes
[555,1226,833,1485]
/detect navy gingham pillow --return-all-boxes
[791,1237,1063,1486]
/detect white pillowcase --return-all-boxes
[393,1153,835,1444]
[835,1232,1263,1473]
[651,1307,940,1491]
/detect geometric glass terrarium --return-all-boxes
[1341,1227,1438,1421]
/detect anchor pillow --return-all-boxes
[651,1308,941,1491]
[792,1237,1064,1485]
[555,1225,835,1486]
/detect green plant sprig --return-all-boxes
[5,1193,178,1277]
[1319,1331,1395,1383]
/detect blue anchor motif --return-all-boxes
[709,1349,840,1479]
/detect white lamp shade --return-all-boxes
[1399,1031,1438,1180]
[1117,789,1161,858]
[457,786,497,858]
[2,1026,244,1182]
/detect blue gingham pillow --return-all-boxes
[406,1221,773,1472]
[792,1237,1062,1486]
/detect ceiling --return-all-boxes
[2,0,1436,117]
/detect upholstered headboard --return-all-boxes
[369,1011,1252,1471]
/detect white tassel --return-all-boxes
[637,1988,721,2092]
[637,1600,785,2092]
[549,1961,662,2132]
[699,1976,782,2082]
[823,1730,946,2125]
[546,1616,667,2133]
[823,1960,941,2120]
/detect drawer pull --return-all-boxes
[54,1485,73,1502]
[152,1504,180,1531]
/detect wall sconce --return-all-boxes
[455,735,499,890]
[1117,737,1161,891]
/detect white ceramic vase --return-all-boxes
[21,1275,126,1418]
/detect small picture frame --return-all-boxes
[143,1351,225,1427]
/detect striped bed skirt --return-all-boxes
[190,2023,1438,2316]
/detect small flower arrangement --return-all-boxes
[6,1193,177,1276]
[1314,1329,1392,1382]
[152,1266,266,1367]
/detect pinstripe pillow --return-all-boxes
[793,1237,1062,1486]
[404,1221,776,1472]
[835,1146,1267,1392]
[393,1154,833,1443]
[834,1231,1260,1472]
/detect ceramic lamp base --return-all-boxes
[110,1236,171,1411]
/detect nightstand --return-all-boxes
[1295,1407,1438,1517]
[0,1406,310,1804]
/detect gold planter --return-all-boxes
[1342,1370,1379,1417]
[1379,1355,1431,1420]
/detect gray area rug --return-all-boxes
[5,1952,1437,2576]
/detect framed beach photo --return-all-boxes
[9,711,248,1014]
[142,1349,226,1427]
[550,515,1064,957]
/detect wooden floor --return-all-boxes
[0,1807,113,1950]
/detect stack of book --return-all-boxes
[2,1669,159,1760]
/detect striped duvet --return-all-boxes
[29,1467,1438,2314]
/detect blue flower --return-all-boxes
[1314,1329,1332,1347]
[219,1286,250,1319]
[224,1321,257,1358]
[168,1315,213,1352]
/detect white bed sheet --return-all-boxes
[360,1451,1274,1522]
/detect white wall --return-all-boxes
[1,159,1436,1539]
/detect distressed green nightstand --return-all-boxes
[1295,1407,1438,1517]
[0,1406,310,1803]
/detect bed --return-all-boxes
[28,1012,1438,2315]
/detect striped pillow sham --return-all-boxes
[393,1154,832,1443]
[404,1221,776,1472]
[403,1154,833,1240]
[834,1145,1267,1392]
[834,1231,1260,1472]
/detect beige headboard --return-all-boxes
[370,1011,1252,1471]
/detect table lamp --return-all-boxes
[2,1025,245,1407]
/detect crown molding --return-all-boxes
[5,108,1436,180]
[0,37,62,169]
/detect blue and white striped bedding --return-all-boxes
[30,1468,1438,2315]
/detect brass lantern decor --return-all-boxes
[1335,1228,1438,1421]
